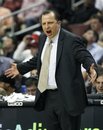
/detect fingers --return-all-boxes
[89,63,97,84]
[90,63,94,72]
[5,68,15,78]
[90,75,96,84]
[4,63,18,78]
[11,75,17,79]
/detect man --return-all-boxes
[5,10,97,130]
[89,14,103,36]
[25,77,37,95]
[93,66,103,94]
[82,29,103,63]
[0,75,16,96]
[17,0,50,27]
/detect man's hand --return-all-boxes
[5,63,19,78]
[89,63,97,83]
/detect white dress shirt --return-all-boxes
[41,30,60,89]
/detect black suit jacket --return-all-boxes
[17,28,96,116]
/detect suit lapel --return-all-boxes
[37,35,46,72]
[56,29,65,67]
[39,36,46,60]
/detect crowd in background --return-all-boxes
[0,0,103,96]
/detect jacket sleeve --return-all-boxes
[17,55,38,75]
[72,36,97,73]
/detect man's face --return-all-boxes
[41,12,61,39]
[83,30,95,43]
[95,75,103,93]
[27,85,37,95]
[3,37,14,53]
[90,19,102,32]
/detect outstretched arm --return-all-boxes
[5,55,38,78]
[72,36,97,83]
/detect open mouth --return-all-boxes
[46,30,52,35]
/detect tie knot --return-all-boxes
[48,39,52,44]
[48,41,52,48]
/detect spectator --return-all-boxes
[17,0,50,27]
[70,0,99,24]
[13,32,40,77]
[2,36,16,58]
[48,0,72,21]
[82,29,103,63]
[0,7,14,37]
[89,14,103,36]
[3,0,23,12]
[93,65,103,94]
[13,31,40,62]
[25,77,37,95]
[82,29,103,93]
[0,75,16,96]
[0,87,7,96]
[84,65,103,94]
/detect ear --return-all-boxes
[58,21,61,25]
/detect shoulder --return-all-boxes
[61,29,87,48]
[60,28,80,39]
[60,28,84,44]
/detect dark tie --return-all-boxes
[38,42,52,93]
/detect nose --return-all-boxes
[99,83,103,88]
[45,23,49,29]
